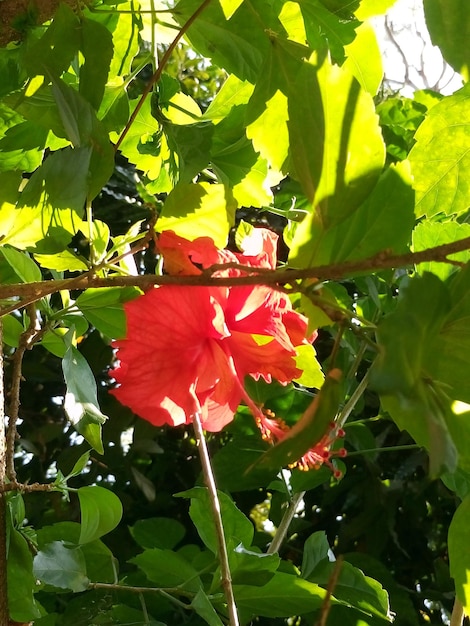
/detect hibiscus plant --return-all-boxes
[0,0,469,625]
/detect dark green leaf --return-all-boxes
[33,541,89,592]
[78,485,123,544]
[7,527,41,622]
[424,0,470,77]
[192,588,225,626]
[130,518,186,550]
[177,487,254,553]
[301,531,330,579]
[76,286,140,338]
[130,548,201,592]
[233,572,326,617]
[79,17,114,110]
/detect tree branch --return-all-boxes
[1,236,470,314]
[0,321,9,625]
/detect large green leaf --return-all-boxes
[424,0,470,78]
[343,21,383,95]
[130,517,186,550]
[409,83,470,218]
[78,485,123,544]
[33,541,89,592]
[7,527,41,623]
[299,0,359,64]
[233,572,326,617]
[131,548,202,592]
[448,494,470,614]
[79,16,113,111]
[290,161,414,267]
[157,182,236,248]
[413,220,470,281]
[76,287,140,339]
[62,343,108,453]
[0,105,46,173]
[173,0,286,83]
[311,560,391,620]
[177,487,254,553]
[0,245,42,283]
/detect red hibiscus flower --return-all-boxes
[110,228,315,432]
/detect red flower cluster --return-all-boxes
[110,228,315,432]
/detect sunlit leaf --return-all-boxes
[343,21,383,95]
[448,494,470,613]
[62,343,108,453]
[158,182,236,248]
[413,221,470,280]
[409,83,470,217]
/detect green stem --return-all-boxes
[267,491,304,555]
[346,444,420,457]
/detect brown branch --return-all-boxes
[0,321,9,624]
[6,305,42,481]
[0,236,469,313]
[0,482,57,494]
[315,555,343,626]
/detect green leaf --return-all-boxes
[233,572,326,617]
[0,108,47,173]
[23,4,80,77]
[252,369,343,471]
[448,494,470,614]
[130,548,201,592]
[78,485,123,544]
[301,531,330,579]
[413,221,470,280]
[0,245,42,283]
[79,17,114,110]
[355,0,398,19]
[157,182,236,248]
[370,273,451,395]
[164,120,214,184]
[76,287,140,338]
[343,21,383,95]
[294,344,324,388]
[34,250,89,272]
[33,541,89,592]
[176,487,254,553]
[7,527,41,622]
[299,0,360,64]
[173,0,284,83]
[409,84,470,218]
[62,343,108,453]
[130,518,186,550]
[219,0,244,19]
[67,450,91,479]
[312,560,391,620]
[192,588,225,626]
[292,161,415,267]
[2,314,24,348]
[424,0,470,78]
[231,545,280,585]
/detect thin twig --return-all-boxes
[114,0,212,151]
[267,491,305,554]
[1,235,470,312]
[6,305,41,481]
[315,555,343,626]
[192,411,239,626]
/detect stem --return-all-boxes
[346,444,420,457]
[114,0,212,151]
[6,305,41,481]
[315,555,343,626]
[191,411,239,626]
[450,597,464,626]
[0,320,9,624]
[267,491,304,554]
